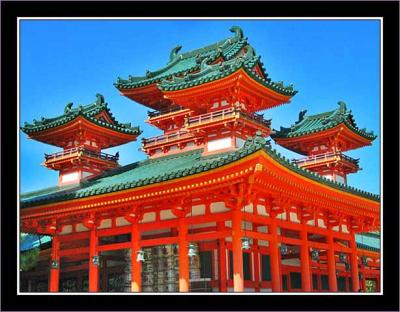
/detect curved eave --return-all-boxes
[20,139,379,211]
[22,115,141,147]
[161,68,295,112]
[272,123,376,154]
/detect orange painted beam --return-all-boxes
[326,230,338,292]
[217,222,227,292]
[269,217,282,292]
[300,227,311,291]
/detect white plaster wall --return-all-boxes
[141,212,156,223]
[290,212,300,223]
[318,219,327,229]
[191,204,205,216]
[97,219,112,229]
[242,203,253,213]
[76,223,89,232]
[342,224,349,233]
[282,258,301,267]
[60,225,72,235]
[257,204,269,216]
[207,137,232,152]
[211,202,230,213]
[257,240,269,247]
[160,209,176,220]
[260,288,273,292]
[307,219,315,226]
[116,216,130,227]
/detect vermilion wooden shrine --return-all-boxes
[20,26,380,293]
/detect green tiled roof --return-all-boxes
[20,133,379,209]
[356,233,380,252]
[114,26,297,97]
[21,94,141,136]
[271,101,376,141]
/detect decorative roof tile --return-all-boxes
[114,27,297,97]
[21,94,141,136]
[20,133,379,209]
[271,101,376,141]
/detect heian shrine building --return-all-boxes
[20,26,381,293]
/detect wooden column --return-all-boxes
[300,226,311,291]
[49,235,60,292]
[349,234,360,292]
[269,216,282,292]
[231,207,244,292]
[131,222,141,292]
[253,238,261,292]
[88,228,99,292]
[217,222,227,292]
[327,229,338,292]
[178,216,189,292]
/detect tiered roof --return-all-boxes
[20,133,379,209]
[271,101,376,154]
[114,26,297,111]
[21,94,141,137]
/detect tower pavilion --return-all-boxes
[271,102,376,185]
[21,94,141,185]
[114,26,297,158]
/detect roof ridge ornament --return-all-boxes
[296,109,307,124]
[230,26,244,39]
[169,45,182,62]
[64,102,73,114]
[95,93,105,105]
[338,101,347,113]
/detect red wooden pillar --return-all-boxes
[178,217,189,292]
[253,239,261,292]
[231,207,244,292]
[300,226,311,291]
[217,222,227,292]
[88,228,99,292]
[49,235,60,292]
[131,222,141,292]
[327,230,337,292]
[269,216,282,292]
[349,234,360,292]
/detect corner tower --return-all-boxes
[114,26,297,158]
[271,101,376,184]
[21,94,141,185]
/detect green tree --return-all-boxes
[20,233,41,272]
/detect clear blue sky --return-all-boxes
[19,19,380,194]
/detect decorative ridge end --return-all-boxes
[169,45,182,62]
[229,26,244,39]
[243,131,270,150]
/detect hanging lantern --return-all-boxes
[51,259,59,269]
[311,249,320,261]
[280,244,288,256]
[361,255,368,266]
[339,253,347,263]
[136,249,145,262]
[241,237,251,250]
[345,263,350,272]
[92,255,100,266]
[188,243,198,257]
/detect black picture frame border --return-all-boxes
[1,1,399,311]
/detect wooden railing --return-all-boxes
[292,152,359,167]
[147,105,185,118]
[44,147,119,162]
[186,107,271,128]
[141,131,194,148]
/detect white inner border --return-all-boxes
[17,17,383,296]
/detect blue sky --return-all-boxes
[19,20,380,194]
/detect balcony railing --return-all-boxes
[44,147,119,163]
[147,105,185,118]
[141,130,194,148]
[186,107,271,128]
[292,152,359,167]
